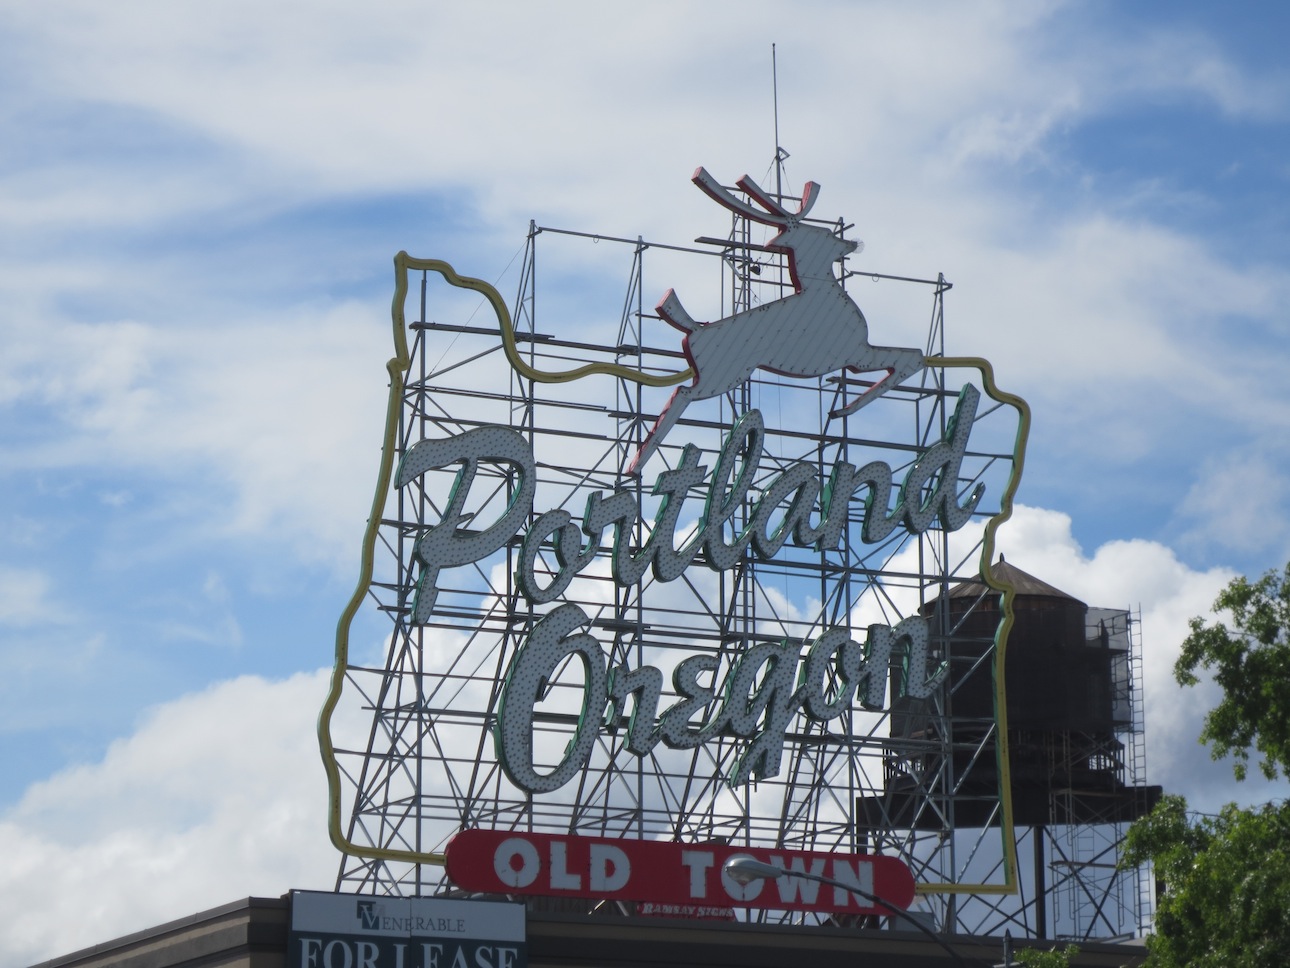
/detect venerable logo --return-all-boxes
[356,900,380,930]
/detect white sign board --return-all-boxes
[289,891,526,968]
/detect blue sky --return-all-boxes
[2,1,1290,961]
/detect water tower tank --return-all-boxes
[861,558,1159,829]
[936,557,1125,734]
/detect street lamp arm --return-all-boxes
[795,868,900,917]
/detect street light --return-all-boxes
[722,854,970,967]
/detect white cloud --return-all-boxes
[2,300,390,571]
[1175,447,1290,562]
[1127,28,1290,120]
[7,1,1279,230]
[4,0,1288,581]
[0,566,60,627]
[0,669,339,968]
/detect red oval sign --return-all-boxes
[445,830,916,915]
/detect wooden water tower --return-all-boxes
[860,558,1161,940]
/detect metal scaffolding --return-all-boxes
[327,176,1037,932]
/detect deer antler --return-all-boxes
[692,168,788,225]
[692,168,820,224]
[736,175,820,221]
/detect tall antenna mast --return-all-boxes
[772,43,786,199]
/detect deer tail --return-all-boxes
[657,289,698,333]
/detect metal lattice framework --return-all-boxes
[1039,607,1154,941]
[935,602,1155,941]
[324,180,1032,930]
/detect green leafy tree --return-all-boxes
[1175,561,1290,780]
[1124,796,1290,967]
[1015,943,1079,967]
[1124,563,1290,966]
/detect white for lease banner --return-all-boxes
[289,890,526,968]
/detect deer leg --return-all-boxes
[830,350,924,418]
[627,384,695,475]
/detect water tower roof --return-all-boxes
[945,556,1085,606]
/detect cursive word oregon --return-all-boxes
[494,603,947,791]
[397,384,984,793]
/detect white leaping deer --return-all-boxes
[628,168,924,475]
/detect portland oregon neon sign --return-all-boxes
[404,385,983,792]
[321,165,1030,906]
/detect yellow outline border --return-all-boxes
[319,253,689,867]
[396,253,693,387]
[318,262,1032,893]
[318,254,421,863]
[914,355,1031,896]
